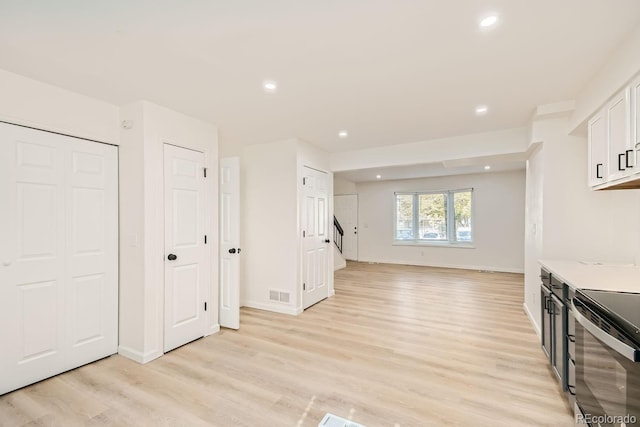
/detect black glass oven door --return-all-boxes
[576,322,640,426]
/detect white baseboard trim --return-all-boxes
[356,258,524,274]
[523,302,541,339]
[118,345,163,364]
[329,289,336,297]
[243,300,303,315]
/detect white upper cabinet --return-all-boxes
[606,88,632,181]
[633,75,640,156]
[588,77,640,190]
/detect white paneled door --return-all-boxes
[0,122,118,395]
[302,166,330,309]
[334,194,358,261]
[219,157,240,330]
[164,144,208,352]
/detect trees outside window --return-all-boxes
[394,189,473,243]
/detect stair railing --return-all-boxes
[333,215,344,253]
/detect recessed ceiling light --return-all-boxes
[475,105,488,115]
[263,80,277,93]
[484,165,491,170]
[338,130,349,139]
[376,174,382,179]
[479,14,499,29]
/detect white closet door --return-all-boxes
[64,138,118,367]
[0,123,118,395]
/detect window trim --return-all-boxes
[393,188,474,246]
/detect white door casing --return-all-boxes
[164,144,208,352]
[301,166,329,309]
[334,194,358,261]
[219,157,240,330]
[0,122,118,395]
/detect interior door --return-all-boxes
[302,166,329,309]
[0,122,118,395]
[164,144,208,352]
[219,157,240,330]
[65,138,119,367]
[334,194,358,261]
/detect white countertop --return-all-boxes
[539,259,640,293]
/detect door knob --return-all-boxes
[229,248,236,254]
[324,239,330,243]
[168,254,177,261]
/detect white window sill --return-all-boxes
[392,240,475,249]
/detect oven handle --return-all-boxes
[572,299,638,362]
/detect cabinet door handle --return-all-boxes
[626,150,634,168]
[567,334,575,343]
[618,153,626,171]
[596,163,603,178]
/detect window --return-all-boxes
[394,189,473,244]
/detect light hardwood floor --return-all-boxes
[0,262,574,427]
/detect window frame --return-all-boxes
[393,188,474,247]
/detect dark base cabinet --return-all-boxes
[566,288,576,409]
[541,276,552,361]
[540,269,567,388]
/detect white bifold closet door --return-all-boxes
[0,122,118,395]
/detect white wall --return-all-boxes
[524,144,544,336]
[523,116,640,335]
[0,68,119,143]
[119,101,219,363]
[0,69,221,364]
[242,139,299,314]
[334,177,357,195]
[570,25,640,134]
[330,127,528,172]
[241,138,332,314]
[524,25,640,337]
[356,170,526,273]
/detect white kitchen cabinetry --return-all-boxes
[606,88,632,181]
[632,76,640,158]
[588,79,640,190]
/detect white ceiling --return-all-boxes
[1,0,639,158]
[336,161,526,183]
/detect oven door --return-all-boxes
[574,302,640,426]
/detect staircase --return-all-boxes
[333,245,346,271]
[333,215,346,271]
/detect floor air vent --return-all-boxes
[319,413,366,427]
[269,289,290,304]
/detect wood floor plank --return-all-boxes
[0,262,574,426]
